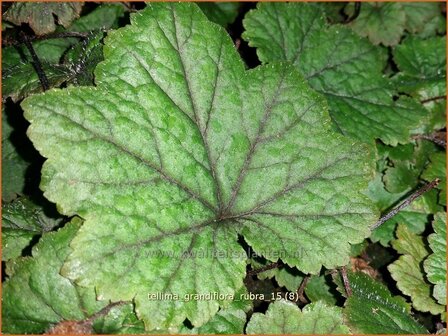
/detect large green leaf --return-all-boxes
[3,2,83,35]
[424,213,447,305]
[22,2,377,331]
[338,271,428,334]
[246,300,349,334]
[2,219,109,334]
[242,3,427,145]
[388,225,444,315]
[2,196,62,261]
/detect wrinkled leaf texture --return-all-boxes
[23,3,377,331]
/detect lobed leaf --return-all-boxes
[246,300,350,334]
[424,213,447,305]
[388,225,444,315]
[2,196,62,260]
[242,3,427,145]
[198,2,240,27]
[22,3,377,331]
[338,271,428,334]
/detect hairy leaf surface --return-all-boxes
[338,272,428,334]
[242,3,427,145]
[23,3,376,330]
[422,152,447,205]
[246,300,349,334]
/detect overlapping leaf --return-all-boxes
[22,2,377,331]
[246,300,349,334]
[243,3,427,145]
[388,225,444,315]
[424,213,447,306]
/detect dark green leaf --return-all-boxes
[243,3,427,145]
[338,271,428,334]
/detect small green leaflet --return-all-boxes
[388,225,444,315]
[3,2,83,35]
[424,213,447,306]
[337,271,428,334]
[246,300,349,334]
[242,3,427,145]
[22,3,377,331]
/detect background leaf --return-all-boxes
[246,300,350,334]
[2,219,111,334]
[22,2,377,331]
[3,2,83,35]
[338,271,428,334]
[2,196,62,261]
[388,224,444,315]
[424,213,447,306]
[242,2,427,145]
